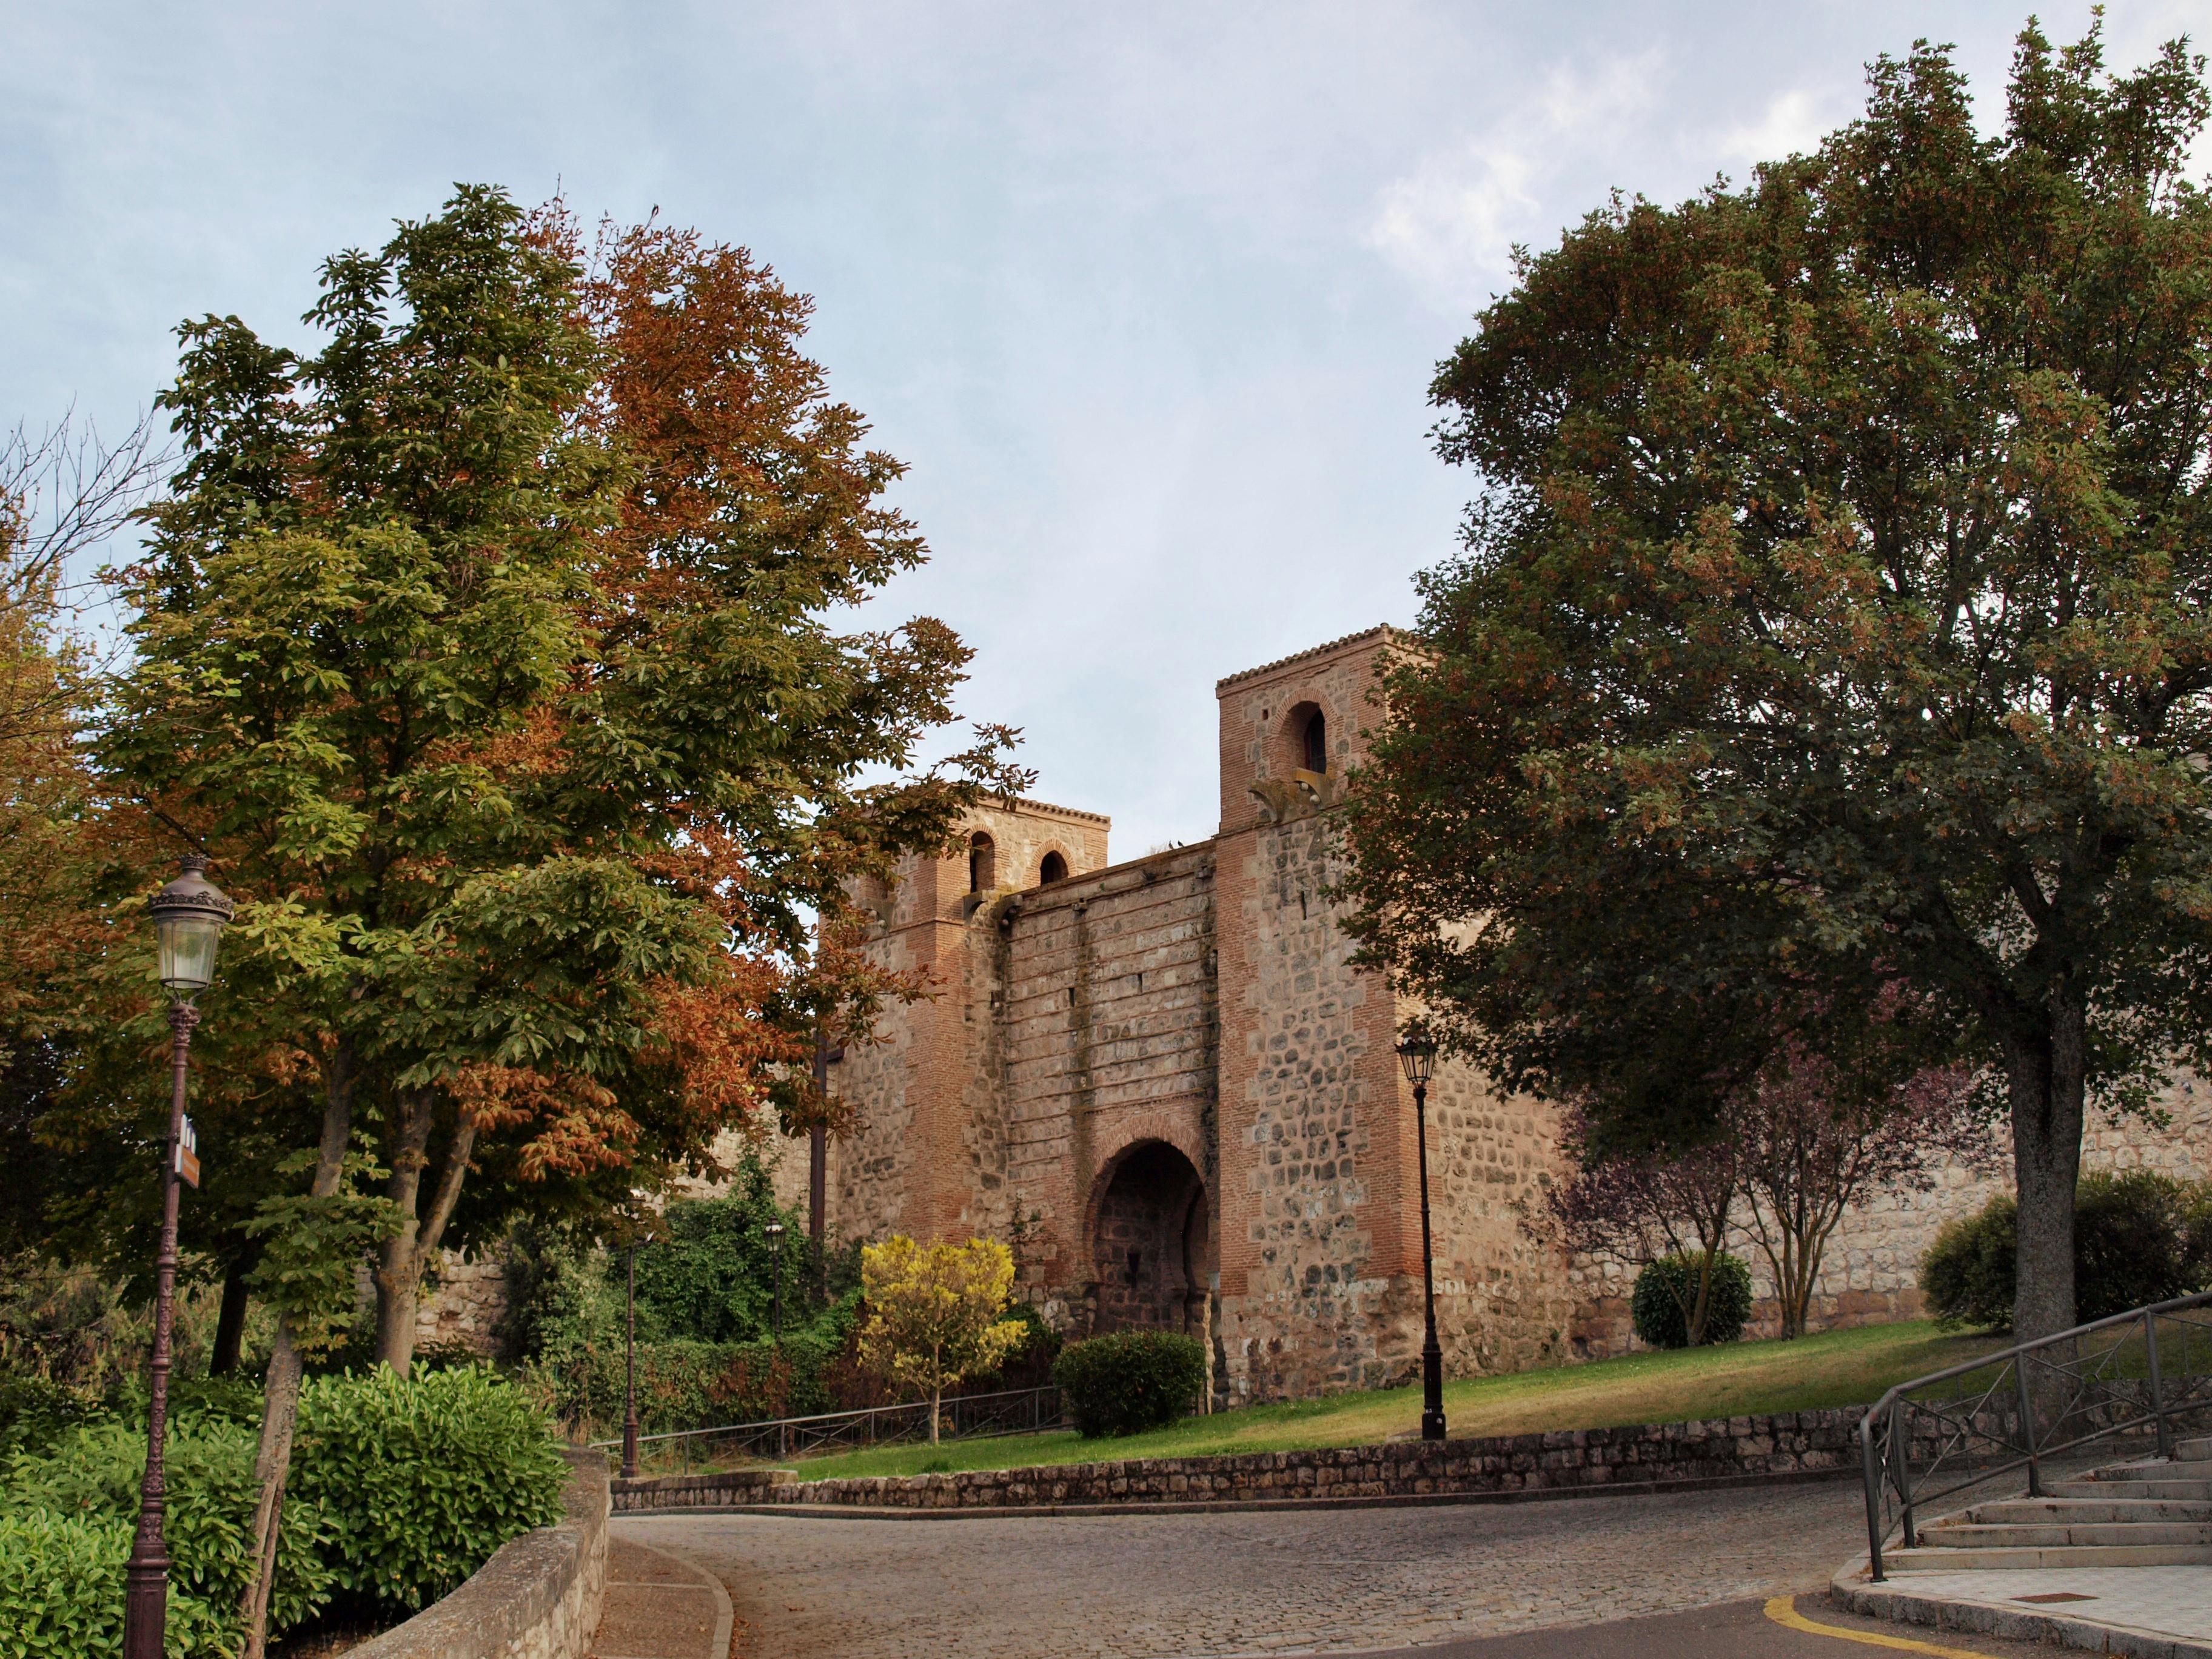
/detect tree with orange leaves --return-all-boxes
[95,185,1022,1655]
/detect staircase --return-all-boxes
[1885,1436,2212,1572]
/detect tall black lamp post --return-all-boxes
[126,856,233,1659]
[1395,1024,1446,1443]
[765,1221,785,1342]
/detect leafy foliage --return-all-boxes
[291,1366,568,1614]
[630,1163,816,1344]
[1344,18,2212,1342]
[856,1236,1026,1443]
[1631,1253,1753,1350]
[1923,1172,2212,1330]
[0,1510,133,1659]
[1,1417,332,1652]
[1051,1331,1209,1438]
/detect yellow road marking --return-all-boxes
[1762,1596,1997,1658]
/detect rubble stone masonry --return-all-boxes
[423,624,2212,1392]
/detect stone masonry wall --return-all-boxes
[1568,1075,2212,1356]
[611,1409,1860,1513]
[1421,1059,1578,1375]
[981,843,1219,1335]
[353,1448,607,1659]
[1213,628,1432,1403]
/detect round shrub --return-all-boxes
[294,1365,568,1614]
[1051,1330,1207,1438]
[1630,1252,1753,1349]
[1921,1194,2016,1330]
[2076,1170,2205,1321]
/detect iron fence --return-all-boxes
[1858,1290,2212,1580]
[594,1384,1067,1476]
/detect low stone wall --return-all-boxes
[612,1409,1863,1514]
[352,1448,609,1659]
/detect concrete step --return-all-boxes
[2094,1458,2212,1482]
[1966,1497,2212,1525]
[1884,1541,2212,1572]
[1918,1521,2212,1547]
[2172,1436,2212,1461]
[2051,1476,2212,1501]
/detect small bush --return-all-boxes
[1631,1252,1753,1349]
[1923,1172,2212,1332]
[293,1366,568,1615]
[1052,1330,1207,1438]
[1922,1195,2016,1330]
[0,1510,130,1658]
[1,1417,331,1653]
[2077,1171,2207,1320]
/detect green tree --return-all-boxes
[98,187,1017,1652]
[856,1235,1025,1444]
[1345,21,2212,1346]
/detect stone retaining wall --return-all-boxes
[352,1448,608,1659]
[612,1409,1863,1513]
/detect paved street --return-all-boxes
[619,1477,1925,1658]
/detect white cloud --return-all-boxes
[1718,88,1834,170]
[1362,52,1663,313]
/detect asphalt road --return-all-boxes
[622,1474,1986,1658]
[1351,1596,2048,1659]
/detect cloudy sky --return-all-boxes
[3,1,2199,854]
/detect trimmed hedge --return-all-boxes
[1631,1252,1753,1349]
[1053,1330,1207,1438]
[0,1365,566,1657]
[293,1366,569,1614]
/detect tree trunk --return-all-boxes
[2008,994,2086,1346]
[238,1042,354,1659]
[374,1092,477,1378]
[928,1386,941,1446]
[210,1264,250,1377]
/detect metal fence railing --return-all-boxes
[1858,1291,2212,1580]
[593,1384,1067,1476]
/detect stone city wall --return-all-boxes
[1213,632,1415,1404]
[1567,1079,2212,1357]
[980,842,1219,1333]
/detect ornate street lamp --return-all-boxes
[126,855,233,1659]
[765,1221,786,1342]
[1395,1023,1446,1443]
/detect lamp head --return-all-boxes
[150,854,233,999]
[1395,1022,1439,1087]
[765,1221,786,1238]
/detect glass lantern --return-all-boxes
[150,856,235,997]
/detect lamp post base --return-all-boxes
[1421,1336,1447,1442]
[122,1540,169,1658]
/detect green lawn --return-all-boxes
[785,1319,1999,1482]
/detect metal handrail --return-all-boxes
[591,1384,1066,1474]
[1858,1290,2212,1581]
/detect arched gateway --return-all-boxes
[1090,1141,1210,1336]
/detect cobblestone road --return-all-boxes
[618,1476,1875,1658]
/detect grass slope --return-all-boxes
[788,1319,1998,1482]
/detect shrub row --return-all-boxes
[1923,1169,2212,1330]
[0,1366,567,1658]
